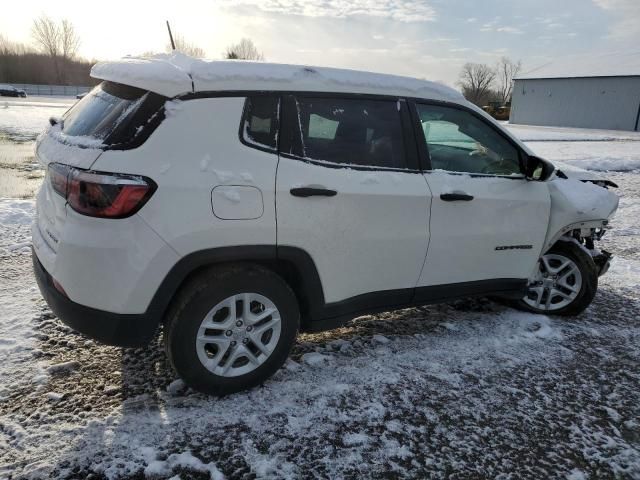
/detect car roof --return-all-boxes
[91,52,464,103]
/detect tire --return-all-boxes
[164,264,299,395]
[516,240,598,316]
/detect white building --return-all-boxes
[510,51,640,131]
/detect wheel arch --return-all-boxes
[146,245,325,331]
[542,219,609,254]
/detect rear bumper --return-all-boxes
[32,249,158,347]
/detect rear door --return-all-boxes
[411,101,550,289]
[275,95,431,308]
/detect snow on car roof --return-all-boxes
[515,50,640,80]
[91,52,463,101]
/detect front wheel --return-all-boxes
[164,264,299,395]
[517,241,598,316]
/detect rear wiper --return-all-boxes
[49,116,64,128]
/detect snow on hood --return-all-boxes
[550,160,618,187]
[543,176,620,249]
[91,52,463,102]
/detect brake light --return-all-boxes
[49,162,69,197]
[48,163,156,218]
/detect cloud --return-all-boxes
[593,0,640,39]
[222,0,436,22]
[481,24,524,34]
[466,17,477,23]
[496,26,524,34]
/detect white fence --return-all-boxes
[10,84,92,97]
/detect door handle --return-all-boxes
[440,192,474,201]
[290,187,337,197]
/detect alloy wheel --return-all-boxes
[523,253,583,312]
[195,293,282,377]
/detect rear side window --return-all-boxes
[241,96,280,151]
[60,81,166,148]
[293,97,407,169]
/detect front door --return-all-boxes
[412,102,551,288]
[276,95,431,309]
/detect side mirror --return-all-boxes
[524,155,554,181]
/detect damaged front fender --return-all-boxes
[542,177,619,252]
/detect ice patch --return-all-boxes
[144,451,223,480]
[167,379,186,395]
[46,361,80,375]
[301,352,332,366]
[46,392,64,402]
[372,334,390,344]
[343,432,371,446]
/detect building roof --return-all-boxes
[91,52,463,101]
[515,50,640,80]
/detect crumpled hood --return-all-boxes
[551,160,618,187]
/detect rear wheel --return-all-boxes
[517,241,598,316]
[164,264,299,395]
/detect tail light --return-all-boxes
[48,163,156,218]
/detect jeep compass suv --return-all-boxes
[32,54,619,394]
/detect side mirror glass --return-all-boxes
[525,155,553,181]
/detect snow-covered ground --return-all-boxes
[0,104,639,479]
[506,123,640,172]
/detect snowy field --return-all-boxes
[0,104,639,479]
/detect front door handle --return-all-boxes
[290,187,337,198]
[440,192,474,202]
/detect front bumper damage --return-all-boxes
[592,250,612,277]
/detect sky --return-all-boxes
[1,0,638,86]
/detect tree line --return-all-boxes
[0,16,96,86]
[458,57,522,107]
[0,15,266,87]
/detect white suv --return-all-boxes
[32,54,619,394]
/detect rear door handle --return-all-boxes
[290,187,337,198]
[440,192,474,202]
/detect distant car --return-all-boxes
[0,84,27,98]
[76,92,88,100]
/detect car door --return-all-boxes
[412,101,551,291]
[276,95,431,310]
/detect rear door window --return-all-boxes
[291,97,408,169]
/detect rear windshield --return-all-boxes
[61,81,167,147]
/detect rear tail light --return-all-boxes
[48,163,156,218]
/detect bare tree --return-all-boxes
[31,15,60,58]
[60,19,81,60]
[166,34,206,58]
[496,57,522,104]
[224,38,264,60]
[458,62,496,106]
